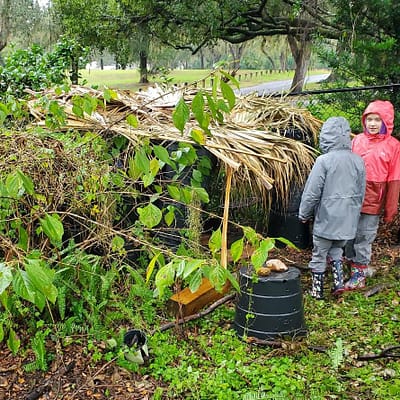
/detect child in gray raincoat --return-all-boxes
[298,117,366,299]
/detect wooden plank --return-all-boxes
[168,278,231,317]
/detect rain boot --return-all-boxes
[344,264,366,291]
[310,272,324,300]
[331,260,344,295]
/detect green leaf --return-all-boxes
[167,185,181,201]
[7,329,20,355]
[103,88,118,102]
[72,104,84,118]
[243,226,259,246]
[251,238,276,270]
[18,226,29,252]
[126,114,139,128]
[146,252,161,283]
[13,269,45,310]
[225,269,241,293]
[0,103,9,125]
[16,170,34,195]
[0,263,13,295]
[175,260,186,278]
[39,213,64,248]
[134,148,150,174]
[189,269,203,293]
[137,203,162,228]
[192,187,209,203]
[0,323,4,342]
[275,236,297,249]
[230,238,244,263]
[164,207,175,226]
[220,81,236,110]
[153,145,176,168]
[209,228,222,254]
[180,187,192,204]
[5,171,24,198]
[142,172,155,187]
[172,97,190,133]
[182,259,203,280]
[191,92,205,125]
[111,235,125,252]
[216,99,230,113]
[190,128,206,145]
[25,260,58,305]
[155,263,176,297]
[220,70,240,88]
[209,265,227,292]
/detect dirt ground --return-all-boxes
[0,218,399,400]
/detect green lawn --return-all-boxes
[79,68,330,91]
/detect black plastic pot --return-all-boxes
[123,329,149,365]
[234,266,307,340]
[267,211,311,249]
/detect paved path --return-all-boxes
[236,73,330,96]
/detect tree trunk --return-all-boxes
[139,51,148,83]
[228,43,246,73]
[0,0,11,52]
[199,49,205,69]
[287,34,312,94]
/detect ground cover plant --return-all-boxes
[0,56,398,399]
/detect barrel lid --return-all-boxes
[239,265,301,282]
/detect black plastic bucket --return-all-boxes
[234,266,307,340]
[267,211,311,249]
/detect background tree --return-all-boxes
[0,0,11,52]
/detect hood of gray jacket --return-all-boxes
[319,117,351,154]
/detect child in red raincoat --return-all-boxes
[344,100,400,290]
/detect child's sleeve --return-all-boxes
[384,143,400,223]
[298,158,325,221]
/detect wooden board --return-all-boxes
[168,278,231,317]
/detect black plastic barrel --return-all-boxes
[234,266,307,340]
[268,211,311,249]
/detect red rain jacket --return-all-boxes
[352,100,400,223]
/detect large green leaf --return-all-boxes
[39,213,64,248]
[7,328,20,355]
[137,203,162,228]
[0,263,13,295]
[251,238,276,270]
[209,265,227,292]
[188,269,203,293]
[25,260,58,305]
[153,145,176,168]
[230,238,244,263]
[209,228,222,254]
[13,269,45,311]
[167,185,181,201]
[220,80,236,110]
[134,148,150,174]
[182,259,203,280]
[172,97,190,133]
[16,170,34,195]
[155,263,176,297]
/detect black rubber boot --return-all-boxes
[331,260,344,295]
[310,272,324,300]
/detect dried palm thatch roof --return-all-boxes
[26,85,321,205]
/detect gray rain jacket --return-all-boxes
[298,117,366,240]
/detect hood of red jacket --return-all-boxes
[362,100,394,136]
